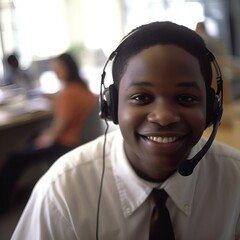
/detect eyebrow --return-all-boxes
[176,81,201,89]
[129,81,152,87]
[128,80,201,89]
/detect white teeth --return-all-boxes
[147,136,178,144]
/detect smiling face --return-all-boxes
[118,45,207,182]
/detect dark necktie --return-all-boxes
[149,189,175,240]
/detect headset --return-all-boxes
[99,33,223,175]
[96,24,223,239]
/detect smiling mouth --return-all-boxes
[146,136,179,144]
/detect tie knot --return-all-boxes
[151,189,168,206]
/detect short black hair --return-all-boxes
[112,21,212,90]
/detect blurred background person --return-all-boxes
[195,21,240,81]
[0,52,98,213]
[195,21,229,62]
[37,52,98,149]
[3,53,33,91]
[195,21,240,121]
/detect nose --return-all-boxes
[147,100,181,126]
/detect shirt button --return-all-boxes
[126,208,132,215]
[184,204,189,211]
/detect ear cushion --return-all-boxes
[100,84,118,124]
[206,87,219,128]
[100,97,108,120]
[108,84,118,124]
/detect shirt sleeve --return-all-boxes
[11,180,77,240]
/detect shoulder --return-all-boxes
[208,140,240,163]
[200,138,240,178]
[12,130,123,239]
[62,83,97,99]
[61,83,81,95]
[34,130,120,192]
[23,130,121,217]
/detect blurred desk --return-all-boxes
[0,97,52,129]
[204,125,240,149]
[0,97,53,169]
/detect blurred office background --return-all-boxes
[0,0,240,238]
[1,0,240,93]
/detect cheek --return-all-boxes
[188,105,206,137]
[195,112,206,131]
[189,91,207,131]
[118,99,144,129]
[118,104,136,128]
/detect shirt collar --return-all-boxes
[111,131,152,217]
[111,130,203,218]
[162,141,203,216]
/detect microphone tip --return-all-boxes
[178,160,193,176]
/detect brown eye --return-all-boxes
[178,95,198,105]
[130,94,153,104]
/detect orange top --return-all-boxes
[55,82,98,147]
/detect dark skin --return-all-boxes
[118,45,207,182]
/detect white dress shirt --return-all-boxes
[11,130,240,240]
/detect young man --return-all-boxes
[12,22,240,240]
